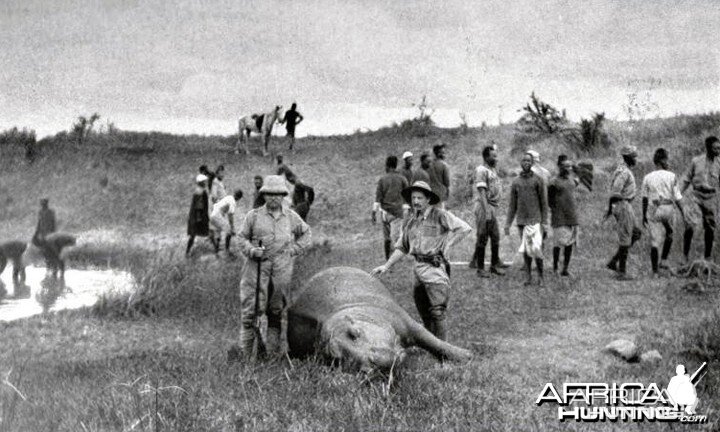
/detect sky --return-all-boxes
[1,0,719,138]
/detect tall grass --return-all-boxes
[1,114,719,430]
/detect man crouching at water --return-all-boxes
[371,181,471,341]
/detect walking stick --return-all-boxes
[251,240,267,360]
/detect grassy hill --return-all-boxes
[0,114,719,431]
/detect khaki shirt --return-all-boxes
[680,155,720,206]
[395,207,470,285]
[611,161,636,200]
[238,205,311,259]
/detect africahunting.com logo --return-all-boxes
[536,362,708,424]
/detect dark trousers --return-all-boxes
[684,203,716,259]
[475,216,500,270]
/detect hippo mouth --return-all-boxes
[323,312,406,373]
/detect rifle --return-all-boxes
[251,240,267,360]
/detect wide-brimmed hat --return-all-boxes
[402,151,413,160]
[259,175,289,195]
[526,149,541,162]
[402,181,440,205]
[620,145,638,156]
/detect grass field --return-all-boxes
[0,115,719,431]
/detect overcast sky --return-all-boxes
[1,0,718,137]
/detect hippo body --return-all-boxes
[287,266,471,370]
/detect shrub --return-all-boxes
[563,113,613,155]
[516,92,568,134]
[0,127,37,162]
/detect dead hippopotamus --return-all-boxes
[287,266,473,371]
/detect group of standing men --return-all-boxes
[369,135,720,345]
[186,157,316,258]
[373,144,452,260]
[607,136,720,278]
[472,146,583,285]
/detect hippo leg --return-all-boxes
[406,320,472,363]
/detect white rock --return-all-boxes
[640,350,663,363]
[604,339,638,361]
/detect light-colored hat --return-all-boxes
[402,181,440,205]
[259,175,289,195]
[196,174,208,183]
[526,149,540,162]
[620,145,638,156]
[402,151,413,160]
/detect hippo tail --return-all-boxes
[406,320,473,363]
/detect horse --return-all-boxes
[236,105,283,156]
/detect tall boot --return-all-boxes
[266,313,282,357]
[552,247,560,273]
[431,319,447,341]
[704,228,714,259]
[683,228,694,262]
[383,240,392,260]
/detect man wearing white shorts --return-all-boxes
[641,148,683,276]
[210,189,244,255]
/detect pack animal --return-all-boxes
[236,105,283,156]
[24,233,77,279]
[287,266,473,372]
[0,240,28,287]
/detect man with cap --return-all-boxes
[32,198,57,248]
[606,145,640,280]
[186,175,211,257]
[373,155,409,259]
[641,148,684,276]
[252,175,266,209]
[428,144,451,208]
[679,136,720,262]
[472,145,505,277]
[210,189,244,256]
[400,151,415,184]
[371,181,471,341]
[237,175,311,358]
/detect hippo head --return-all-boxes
[322,312,406,373]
